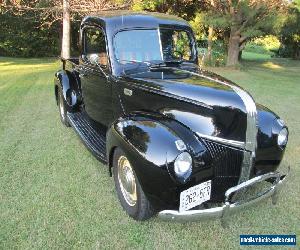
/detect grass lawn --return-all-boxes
[0,55,299,249]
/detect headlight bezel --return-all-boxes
[277,127,288,148]
[173,151,193,182]
[272,118,288,149]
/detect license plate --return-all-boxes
[179,180,211,212]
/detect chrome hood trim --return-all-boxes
[196,132,245,149]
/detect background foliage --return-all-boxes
[277,0,300,59]
[0,0,299,63]
[244,35,281,55]
[0,11,60,57]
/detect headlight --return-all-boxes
[174,152,192,180]
[278,127,288,147]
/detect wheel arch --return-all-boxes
[54,70,82,112]
[106,111,207,202]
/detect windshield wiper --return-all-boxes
[118,59,184,74]
[149,60,183,69]
[117,59,151,66]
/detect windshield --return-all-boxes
[113,28,196,65]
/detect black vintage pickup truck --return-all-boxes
[54,11,288,224]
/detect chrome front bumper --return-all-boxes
[158,170,288,226]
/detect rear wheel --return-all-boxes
[113,148,154,220]
[58,89,70,127]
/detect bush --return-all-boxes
[244,35,281,56]
[198,40,226,67]
[244,43,269,54]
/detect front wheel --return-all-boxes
[113,148,154,220]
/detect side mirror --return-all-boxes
[89,53,100,65]
[86,53,109,79]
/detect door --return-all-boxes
[79,26,112,126]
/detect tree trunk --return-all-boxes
[205,0,215,64]
[205,26,214,64]
[293,47,300,60]
[61,0,70,59]
[226,28,240,66]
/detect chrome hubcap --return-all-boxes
[117,156,137,206]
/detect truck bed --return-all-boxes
[62,58,79,71]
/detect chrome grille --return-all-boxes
[201,138,244,201]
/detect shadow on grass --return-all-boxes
[0,57,58,66]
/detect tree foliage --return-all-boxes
[200,0,286,65]
[0,4,60,57]
[277,0,300,59]
[245,35,281,55]
[0,0,130,57]
[1,0,298,64]
[132,0,203,20]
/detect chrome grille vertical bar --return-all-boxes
[231,86,258,183]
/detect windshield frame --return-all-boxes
[159,25,197,63]
[112,26,197,67]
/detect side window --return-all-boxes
[83,27,108,67]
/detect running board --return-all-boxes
[67,112,107,163]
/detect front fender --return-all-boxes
[255,104,288,174]
[106,112,209,208]
[54,70,81,111]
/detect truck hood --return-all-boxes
[122,67,257,144]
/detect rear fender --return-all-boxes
[54,70,81,112]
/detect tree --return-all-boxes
[204,0,215,64]
[62,0,71,59]
[132,0,203,21]
[204,0,286,66]
[278,0,300,59]
[1,0,131,58]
